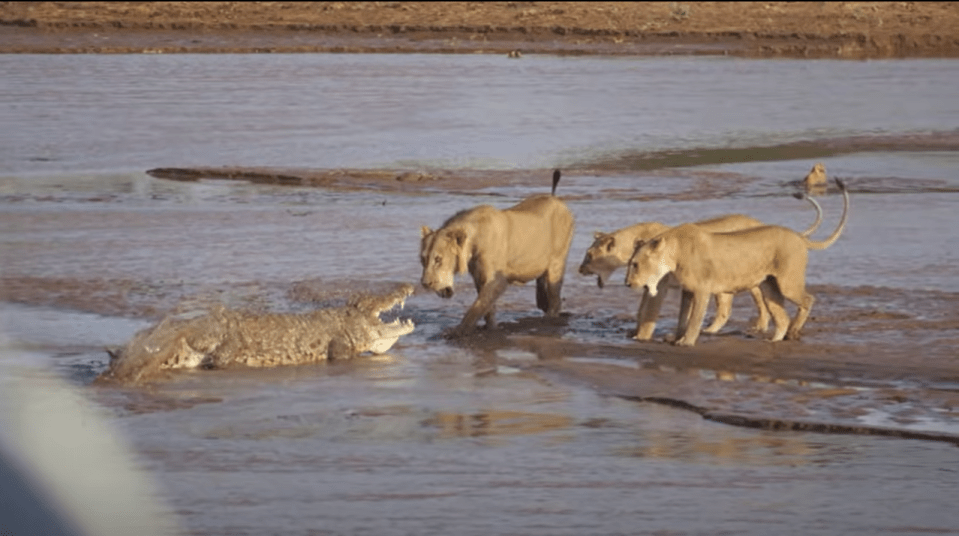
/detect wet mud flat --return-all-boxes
[2,165,958,446]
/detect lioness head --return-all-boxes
[625,236,675,297]
[803,162,827,188]
[579,231,631,289]
[420,225,470,299]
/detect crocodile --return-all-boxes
[98,283,415,384]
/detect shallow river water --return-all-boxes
[1,54,958,535]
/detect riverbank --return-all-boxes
[2,1,958,58]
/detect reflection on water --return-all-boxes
[426,410,574,440]
[616,421,817,466]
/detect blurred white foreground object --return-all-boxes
[0,337,180,536]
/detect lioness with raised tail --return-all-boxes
[625,178,849,346]
[580,193,823,340]
[420,170,575,337]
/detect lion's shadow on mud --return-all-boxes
[430,313,573,349]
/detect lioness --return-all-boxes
[626,178,849,346]
[579,194,823,340]
[420,170,575,336]
[803,162,827,192]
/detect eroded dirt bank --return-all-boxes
[2,1,958,58]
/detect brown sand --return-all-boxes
[2,2,958,58]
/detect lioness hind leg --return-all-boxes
[535,275,549,313]
[702,293,733,334]
[634,283,668,341]
[747,286,771,333]
[546,277,564,317]
[759,278,790,342]
[775,273,815,340]
[542,264,566,317]
[785,291,814,341]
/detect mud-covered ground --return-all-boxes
[2,1,958,58]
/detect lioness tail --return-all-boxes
[791,191,824,237]
[805,178,849,251]
[551,169,561,196]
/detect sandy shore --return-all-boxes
[2,1,958,58]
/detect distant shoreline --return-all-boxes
[2,1,958,58]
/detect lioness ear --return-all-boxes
[450,229,468,247]
[633,239,646,253]
[421,226,433,239]
[605,236,616,252]
[648,238,661,250]
[593,231,606,240]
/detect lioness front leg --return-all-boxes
[474,274,497,328]
[450,275,509,337]
[634,280,668,341]
[675,289,693,342]
[675,291,710,346]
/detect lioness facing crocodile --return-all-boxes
[579,193,823,340]
[626,179,849,346]
[420,170,574,337]
[97,284,415,384]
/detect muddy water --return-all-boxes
[2,54,959,535]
